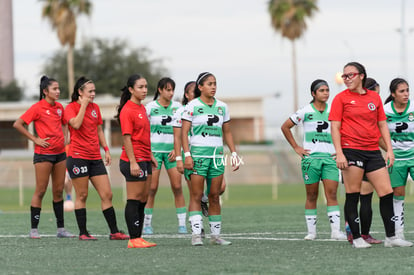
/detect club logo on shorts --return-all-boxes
[72,166,81,175]
[367,103,376,111]
[304,173,309,181]
[139,170,145,178]
[91,110,97,118]
[57,109,62,117]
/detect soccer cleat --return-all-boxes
[57,228,75,238]
[361,234,382,244]
[178,225,187,234]
[110,231,130,240]
[191,234,203,246]
[384,236,413,247]
[345,222,353,244]
[79,233,97,241]
[201,200,209,217]
[29,228,40,239]
[304,233,316,240]
[127,237,157,248]
[210,235,232,245]
[331,230,347,241]
[352,237,371,248]
[143,226,153,235]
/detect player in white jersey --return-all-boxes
[181,72,241,246]
[383,78,413,240]
[143,77,187,234]
[281,79,346,241]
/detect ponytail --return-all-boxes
[115,74,143,124]
[385,78,408,104]
[39,75,57,101]
[72,76,92,102]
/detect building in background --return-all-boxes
[0,0,14,85]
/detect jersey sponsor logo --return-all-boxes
[307,114,313,120]
[138,113,143,119]
[207,115,219,126]
[198,108,204,114]
[367,103,376,111]
[153,109,159,114]
[350,100,356,104]
[46,110,50,115]
[91,110,97,118]
[395,122,408,133]
[57,109,62,117]
[161,115,172,125]
[316,121,329,132]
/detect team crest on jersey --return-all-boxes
[409,113,414,121]
[367,103,376,111]
[172,108,177,115]
[57,109,62,117]
[72,166,80,175]
[91,110,97,118]
[217,107,223,115]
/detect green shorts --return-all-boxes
[301,157,339,184]
[153,152,177,170]
[186,157,225,179]
[389,158,414,188]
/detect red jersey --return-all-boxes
[20,99,66,155]
[329,89,386,150]
[65,102,103,160]
[120,100,151,162]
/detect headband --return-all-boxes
[312,81,329,92]
[197,72,212,85]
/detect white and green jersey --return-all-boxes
[384,100,414,160]
[146,100,182,152]
[290,103,334,157]
[182,97,230,158]
[172,105,185,128]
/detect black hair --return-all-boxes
[182,81,196,105]
[364,77,379,91]
[39,75,58,101]
[153,77,175,100]
[344,62,367,87]
[71,76,93,102]
[115,74,144,124]
[194,72,214,98]
[309,79,328,103]
[384,78,409,104]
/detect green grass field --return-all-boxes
[2,184,414,274]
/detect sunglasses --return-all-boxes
[341,72,360,80]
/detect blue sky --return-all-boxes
[11,0,414,136]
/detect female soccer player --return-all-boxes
[13,76,74,239]
[383,78,413,240]
[143,77,187,234]
[281,79,346,241]
[116,74,157,248]
[65,76,128,241]
[345,77,382,245]
[181,72,241,246]
[329,62,412,248]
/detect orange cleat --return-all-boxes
[127,237,157,248]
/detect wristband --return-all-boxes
[103,146,109,152]
[175,156,182,161]
[184,152,191,158]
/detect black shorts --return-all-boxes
[343,148,386,173]
[33,152,66,164]
[66,157,107,179]
[119,159,152,182]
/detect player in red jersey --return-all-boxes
[329,62,412,248]
[65,76,128,241]
[115,74,157,248]
[13,76,74,239]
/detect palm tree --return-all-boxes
[41,0,92,99]
[268,0,318,136]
